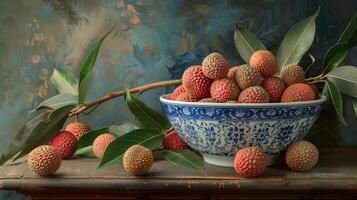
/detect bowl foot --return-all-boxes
[203,154,278,167]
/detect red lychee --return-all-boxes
[65,122,91,140]
[164,130,189,150]
[202,52,229,79]
[249,50,277,77]
[171,84,185,100]
[210,78,240,102]
[281,83,316,102]
[182,65,213,99]
[50,131,78,159]
[238,86,270,103]
[92,133,116,160]
[234,146,267,178]
[262,76,285,103]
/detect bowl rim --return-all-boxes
[160,94,327,107]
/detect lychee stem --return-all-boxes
[69,79,182,117]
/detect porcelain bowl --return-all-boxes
[160,94,326,167]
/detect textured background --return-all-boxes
[0,0,356,150]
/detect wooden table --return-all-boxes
[1,149,357,199]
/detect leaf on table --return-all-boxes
[0,105,74,165]
[161,149,206,175]
[13,105,74,160]
[78,27,114,104]
[277,7,319,70]
[0,111,50,166]
[74,146,96,158]
[322,14,357,73]
[77,122,139,151]
[36,93,78,110]
[50,68,78,95]
[99,129,163,167]
[233,23,266,63]
[124,87,171,132]
[326,65,357,98]
[326,79,346,125]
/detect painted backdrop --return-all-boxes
[0,0,356,152]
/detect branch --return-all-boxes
[69,79,182,116]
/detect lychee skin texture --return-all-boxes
[281,83,316,102]
[210,78,240,102]
[263,77,285,103]
[65,122,91,140]
[92,133,116,160]
[182,65,213,99]
[50,131,78,159]
[171,85,185,100]
[238,86,270,103]
[164,130,189,150]
[199,98,220,103]
[249,50,277,77]
[281,64,305,86]
[227,65,246,79]
[28,145,62,176]
[175,92,200,102]
[235,65,263,90]
[202,52,229,79]
[286,140,319,172]
[310,84,319,99]
[234,147,267,178]
[123,145,154,176]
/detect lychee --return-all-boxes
[171,84,185,100]
[238,86,269,103]
[175,92,200,102]
[234,147,267,178]
[50,131,78,159]
[249,50,277,77]
[210,78,240,102]
[202,52,229,79]
[164,130,189,150]
[27,145,62,176]
[234,65,263,90]
[92,133,116,160]
[286,140,319,172]
[182,65,212,99]
[227,65,245,79]
[310,84,319,99]
[281,83,315,102]
[123,145,154,176]
[65,122,91,140]
[281,64,305,86]
[262,76,285,102]
[199,98,220,103]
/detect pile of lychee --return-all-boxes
[171,50,318,103]
[233,140,319,178]
[26,119,190,176]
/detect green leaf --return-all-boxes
[326,65,357,98]
[50,68,78,95]
[36,93,78,110]
[0,111,50,165]
[74,146,96,158]
[326,79,346,125]
[352,100,357,117]
[305,109,341,147]
[277,7,319,69]
[99,129,163,167]
[78,28,113,104]
[161,150,206,175]
[13,105,74,160]
[124,87,171,131]
[323,15,357,73]
[233,23,266,63]
[77,123,138,150]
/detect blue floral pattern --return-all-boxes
[161,100,325,156]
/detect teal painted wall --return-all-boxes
[0,0,356,150]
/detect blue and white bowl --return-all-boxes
[160,94,326,167]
